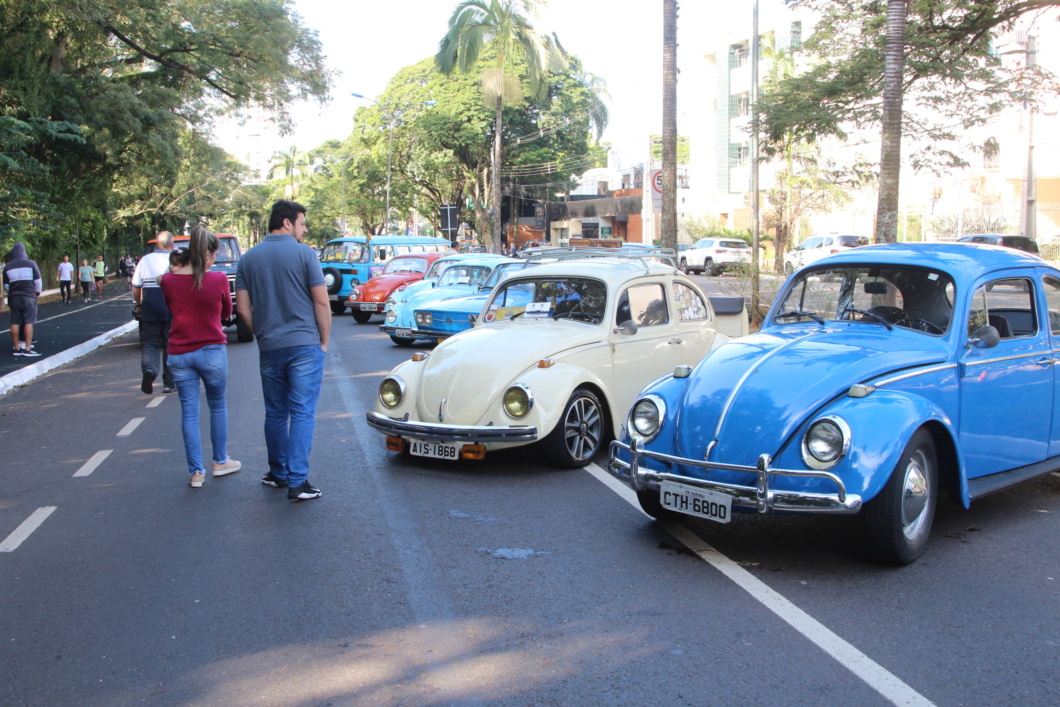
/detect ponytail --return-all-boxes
[188,224,220,290]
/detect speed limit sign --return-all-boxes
[651,169,663,212]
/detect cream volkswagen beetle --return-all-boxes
[367,251,744,468]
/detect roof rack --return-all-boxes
[521,246,677,273]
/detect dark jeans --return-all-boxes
[139,319,173,387]
[80,281,91,299]
[59,280,72,300]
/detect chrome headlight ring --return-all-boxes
[350,287,361,301]
[801,415,851,470]
[378,376,406,409]
[502,384,534,419]
[628,395,666,443]
[385,309,397,323]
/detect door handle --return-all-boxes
[668,337,684,345]
[1035,356,1057,368]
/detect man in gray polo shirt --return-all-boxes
[235,200,331,501]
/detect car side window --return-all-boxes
[695,239,709,249]
[617,283,669,327]
[672,282,710,322]
[1043,277,1060,335]
[968,278,1037,340]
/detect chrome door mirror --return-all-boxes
[967,325,1000,349]
[613,320,639,336]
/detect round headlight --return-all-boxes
[801,416,850,470]
[378,377,405,409]
[386,296,397,308]
[385,309,397,323]
[629,395,665,441]
[503,385,533,418]
[350,287,361,301]
[423,312,432,326]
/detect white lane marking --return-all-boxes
[0,507,57,552]
[35,293,130,323]
[146,396,165,408]
[117,418,145,437]
[351,370,393,378]
[73,450,112,477]
[584,462,934,707]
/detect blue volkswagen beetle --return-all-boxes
[411,260,533,341]
[609,243,1060,564]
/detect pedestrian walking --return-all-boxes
[57,254,74,303]
[3,242,42,357]
[78,258,94,303]
[158,226,240,488]
[131,232,176,395]
[235,200,330,501]
[93,255,106,298]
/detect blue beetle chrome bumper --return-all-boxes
[608,439,862,514]
[367,411,538,442]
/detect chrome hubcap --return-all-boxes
[901,449,930,539]
[563,397,602,461]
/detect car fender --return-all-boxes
[372,357,427,419]
[789,389,962,504]
[503,358,614,438]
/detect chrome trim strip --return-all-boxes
[367,411,538,442]
[713,330,823,440]
[608,439,862,515]
[962,351,1051,368]
[874,362,957,387]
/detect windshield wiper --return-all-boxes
[842,307,893,330]
[775,309,825,325]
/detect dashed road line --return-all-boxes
[73,450,112,477]
[146,396,165,408]
[117,417,145,437]
[0,507,57,552]
[585,462,933,707]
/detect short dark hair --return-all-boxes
[268,200,307,232]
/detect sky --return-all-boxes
[214,0,739,161]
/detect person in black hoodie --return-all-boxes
[2,242,43,357]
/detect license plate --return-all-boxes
[409,440,459,460]
[393,328,413,338]
[659,480,731,523]
[359,304,377,311]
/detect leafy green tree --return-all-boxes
[435,0,567,250]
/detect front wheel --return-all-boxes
[704,259,716,277]
[540,389,607,469]
[679,258,689,274]
[864,428,938,565]
[351,310,373,324]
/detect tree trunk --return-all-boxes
[875,0,908,244]
[491,96,503,252]
[661,0,678,250]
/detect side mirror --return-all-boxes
[468,314,477,327]
[613,320,639,336]
[967,325,1000,349]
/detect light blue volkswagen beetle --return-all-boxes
[610,243,1060,564]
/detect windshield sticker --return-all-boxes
[524,302,552,318]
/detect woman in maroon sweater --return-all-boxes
[159,226,241,488]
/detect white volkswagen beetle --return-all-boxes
[367,252,742,467]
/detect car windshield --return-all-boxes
[214,238,240,264]
[483,277,608,325]
[773,265,956,335]
[481,261,528,288]
[438,265,493,287]
[320,242,367,264]
[383,257,429,275]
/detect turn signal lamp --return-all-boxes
[461,444,486,460]
[386,436,404,452]
[537,359,555,368]
[412,352,429,362]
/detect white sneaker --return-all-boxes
[211,459,241,477]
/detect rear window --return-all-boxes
[837,236,869,248]
[1001,237,1039,253]
[719,240,748,249]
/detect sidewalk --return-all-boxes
[0,279,138,395]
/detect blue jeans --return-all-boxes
[259,345,325,487]
[169,345,229,475]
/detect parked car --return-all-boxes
[380,255,512,346]
[957,234,1040,255]
[319,235,451,314]
[680,237,751,275]
[149,233,252,342]
[343,252,444,324]
[609,242,1060,564]
[411,260,533,341]
[368,253,745,468]
[784,234,868,274]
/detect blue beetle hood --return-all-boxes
[673,326,949,465]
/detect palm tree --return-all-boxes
[435,0,566,250]
[875,0,908,243]
[267,146,311,199]
[661,0,678,250]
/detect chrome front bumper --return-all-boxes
[366,411,538,442]
[608,439,861,514]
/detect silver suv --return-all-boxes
[957,234,1040,255]
[681,238,751,276]
[784,234,868,274]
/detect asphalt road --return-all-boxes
[0,285,1058,706]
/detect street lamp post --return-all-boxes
[351,93,436,234]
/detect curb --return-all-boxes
[0,320,138,397]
